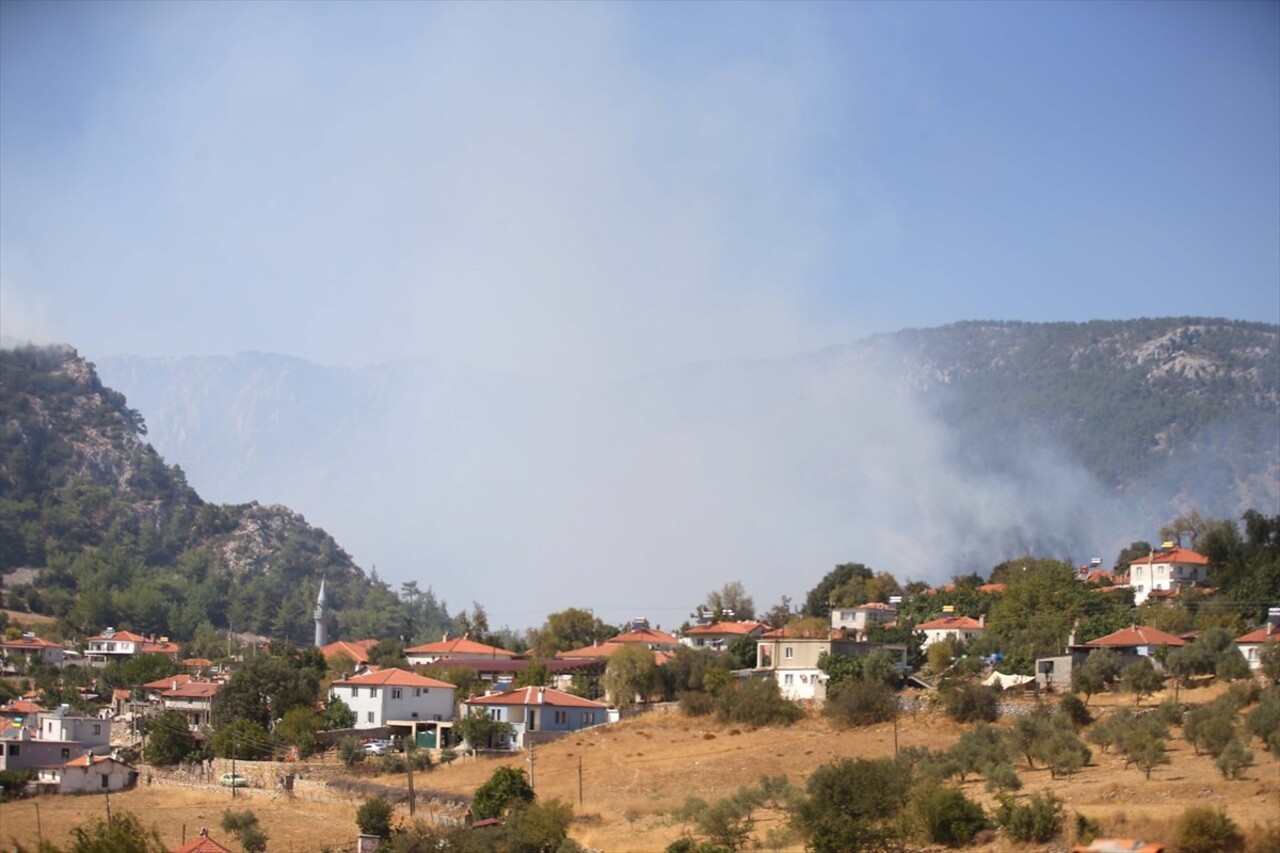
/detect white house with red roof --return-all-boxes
[37,753,137,794]
[328,668,457,729]
[830,603,897,640]
[171,829,236,853]
[1235,622,1280,671]
[1126,547,1211,606]
[85,628,181,665]
[915,615,986,650]
[0,632,68,673]
[404,635,517,666]
[462,686,610,750]
[1085,625,1185,659]
[160,681,221,728]
[682,621,769,651]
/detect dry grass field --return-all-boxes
[2,681,1277,852]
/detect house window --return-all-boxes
[369,688,378,697]
[414,688,422,697]
[352,687,360,698]
[488,709,502,721]
[93,724,101,735]
[554,710,568,724]
[784,674,794,685]
[582,712,595,725]
[61,748,70,760]
[7,744,18,757]
[392,689,402,700]
[101,775,109,788]
[367,712,375,723]
[784,647,794,660]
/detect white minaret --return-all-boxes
[313,579,328,647]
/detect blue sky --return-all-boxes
[3,1,1276,379]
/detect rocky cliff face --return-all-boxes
[0,344,362,591]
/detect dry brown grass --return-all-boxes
[2,681,1277,852]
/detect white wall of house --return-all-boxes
[330,684,456,729]
[40,759,136,794]
[39,712,109,750]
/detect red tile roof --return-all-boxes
[143,674,193,690]
[684,621,768,637]
[608,628,680,646]
[1,635,64,650]
[171,832,236,853]
[162,681,221,699]
[319,639,379,663]
[404,637,516,658]
[1235,624,1280,644]
[1086,625,1186,648]
[64,754,132,769]
[916,616,985,631]
[1128,547,1210,566]
[0,699,46,715]
[331,667,456,689]
[465,686,608,710]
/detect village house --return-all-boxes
[38,705,110,751]
[1235,620,1280,670]
[0,632,68,673]
[404,635,517,667]
[159,680,221,729]
[681,620,770,651]
[319,639,379,669]
[1084,625,1185,660]
[328,668,456,729]
[830,603,897,641]
[1125,546,1211,606]
[915,615,986,650]
[0,727,93,773]
[755,622,907,703]
[37,753,137,794]
[462,686,610,750]
[85,628,181,666]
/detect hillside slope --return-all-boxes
[0,344,370,642]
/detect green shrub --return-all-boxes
[356,797,394,839]
[379,753,406,774]
[680,691,715,717]
[0,769,34,801]
[472,766,535,820]
[715,678,803,727]
[1215,737,1254,780]
[1171,806,1245,853]
[983,761,1022,793]
[943,683,999,724]
[824,679,899,728]
[994,790,1064,844]
[1058,693,1093,729]
[337,736,365,764]
[910,784,987,847]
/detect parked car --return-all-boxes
[363,739,396,756]
[219,772,249,787]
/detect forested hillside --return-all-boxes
[0,345,453,645]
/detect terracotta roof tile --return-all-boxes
[1086,625,1186,648]
[1235,624,1280,644]
[465,686,608,710]
[404,638,516,658]
[684,621,768,637]
[608,628,680,646]
[331,667,456,689]
[1128,547,1210,566]
[319,639,379,663]
[916,616,985,631]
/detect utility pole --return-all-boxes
[578,756,583,805]
[231,736,237,800]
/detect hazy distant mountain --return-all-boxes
[87,318,1278,617]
